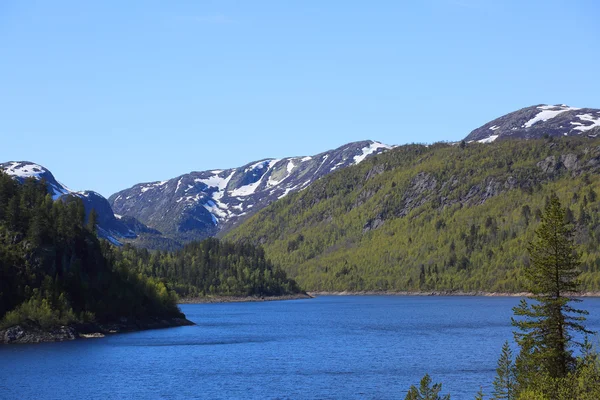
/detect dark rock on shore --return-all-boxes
[1,317,195,345]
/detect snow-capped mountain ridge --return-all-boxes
[465,104,600,143]
[109,140,393,246]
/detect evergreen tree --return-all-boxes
[492,341,516,400]
[511,195,592,386]
[405,374,451,400]
[87,208,98,234]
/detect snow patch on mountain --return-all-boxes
[571,113,600,132]
[353,142,393,164]
[522,105,580,128]
[140,181,168,193]
[477,135,499,143]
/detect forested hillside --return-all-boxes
[226,137,600,292]
[0,172,183,332]
[115,238,303,298]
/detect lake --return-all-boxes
[2,296,600,399]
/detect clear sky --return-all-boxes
[1,0,599,197]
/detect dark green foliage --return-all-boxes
[0,172,182,329]
[114,237,303,298]
[512,195,592,389]
[492,341,516,400]
[405,374,451,400]
[227,138,600,293]
[87,208,98,234]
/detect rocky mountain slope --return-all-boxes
[226,137,600,292]
[109,140,392,247]
[465,104,600,143]
[0,161,139,245]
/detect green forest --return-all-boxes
[226,137,600,293]
[404,197,600,399]
[0,171,302,331]
[115,238,303,298]
[0,173,183,330]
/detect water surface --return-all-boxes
[2,296,600,399]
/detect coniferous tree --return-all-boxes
[87,208,98,234]
[492,341,516,400]
[405,374,451,400]
[511,195,592,387]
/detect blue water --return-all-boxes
[2,296,600,400]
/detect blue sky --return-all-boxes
[1,0,599,197]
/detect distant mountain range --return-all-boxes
[108,140,392,248]
[3,104,599,250]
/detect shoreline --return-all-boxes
[179,293,313,304]
[1,316,194,345]
[307,290,600,297]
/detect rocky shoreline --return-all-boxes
[0,316,194,345]
[179,293,313,304]
[307,290,600,297]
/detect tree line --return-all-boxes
[114,237,303,298]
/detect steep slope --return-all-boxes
[109,140,391,246]
[465,104,600,143]
[226,137,600,293]
[0,161,137,245]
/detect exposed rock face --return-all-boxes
[1,324,77,344]
[464,104,600,143]
[0,317,195,344]
[109,140,392,247]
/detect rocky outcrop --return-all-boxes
[1,323,76,344]
[0,317,195,345]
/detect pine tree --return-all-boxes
[405,374,451,400]
[491,341,516,400]
[511,195,592,384]
[87,208,98,234]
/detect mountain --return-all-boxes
[464,104,600,143]
[225,136,600,293]
[0,161,138,245]
[109,140,392,247]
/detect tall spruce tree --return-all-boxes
[491,341,516,400]
[511,195,592,385]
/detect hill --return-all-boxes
[226,137,600,292]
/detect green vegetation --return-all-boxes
[407,196,600,399]
[227,137,600,292]
[405,374,450,400]
[114,238,303,298]
[512,195,591,384]
[0,172,183,330]
[492,342,516,399]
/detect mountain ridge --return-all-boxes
[108,140,392,248]
[464,104,600,143]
